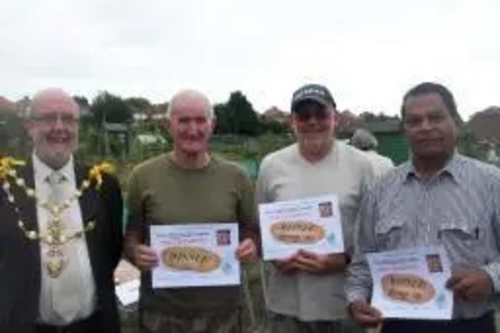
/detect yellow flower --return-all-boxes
[88,162,115,189]
[0,157,26,181]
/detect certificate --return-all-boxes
[258,194,344,260]
[150,223,240,288]
[367,246,453,320]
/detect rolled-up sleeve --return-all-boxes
[345,186,379,304]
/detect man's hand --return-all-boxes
[446,268,494,302]
[130,244,159,271]
[236,238,258,264]
[294,250,347,274]
[349,300,383,327]
[272,254,299,275]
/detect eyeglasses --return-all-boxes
[294,109,331,122]
[30,113,79,126]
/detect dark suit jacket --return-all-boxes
[0,160,124,333]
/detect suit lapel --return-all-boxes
[75,164,98,224]
[75,163,99,276]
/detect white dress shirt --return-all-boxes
[33,154,96,325]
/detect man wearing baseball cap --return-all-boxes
[256,84,374,332]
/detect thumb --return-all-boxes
[351,301,383,326]
[298,249,317,259]
[446,269,468,289]
[360,303,382,317]
[239,239,252,250]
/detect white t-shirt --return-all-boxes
[256,141,375,321]
[363,150,394,178]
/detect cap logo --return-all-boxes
[294,87,327,99]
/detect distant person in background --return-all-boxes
[350,129,394,177]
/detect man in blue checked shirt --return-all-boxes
[346,82,500,333]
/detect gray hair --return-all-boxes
[166,89,215,120]
[350,128,378,151]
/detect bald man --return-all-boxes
[124,89,259,333]
[0,89,124,333]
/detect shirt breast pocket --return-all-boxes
[375,218,406,250]
[438,220,487,264]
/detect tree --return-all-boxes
[125,97,152,114]
[73,96,89,108]
[90,91,133,124]
[214,103,232,134]
[224,91,261,136]
[0,109,29,156]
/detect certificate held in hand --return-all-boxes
[150,223,240,288]
[258,194,344,261]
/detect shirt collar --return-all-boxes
[402,153,464,184]
[32,153,75,184]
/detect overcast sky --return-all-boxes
[0,0,498,119]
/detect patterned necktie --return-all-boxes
[47,171,65,205]
[45,171,82,324]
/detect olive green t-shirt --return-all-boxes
[126,153,257,314]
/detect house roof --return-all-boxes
[0,96,15,112]
[261,107,289,123]
[468,106,500,143]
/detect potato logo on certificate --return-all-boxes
[270,220,326,244]
[161,246,221,272]
[367,246,453,320]
[381,273,436,304]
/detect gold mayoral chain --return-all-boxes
[0,157,115,278]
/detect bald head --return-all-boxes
[165,89,215,157]
[166,89,214,120]
[28,88,79,118]
[26,88,80,170]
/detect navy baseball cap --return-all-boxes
[291,84,336,112]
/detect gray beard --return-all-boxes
[35,150,71,170]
